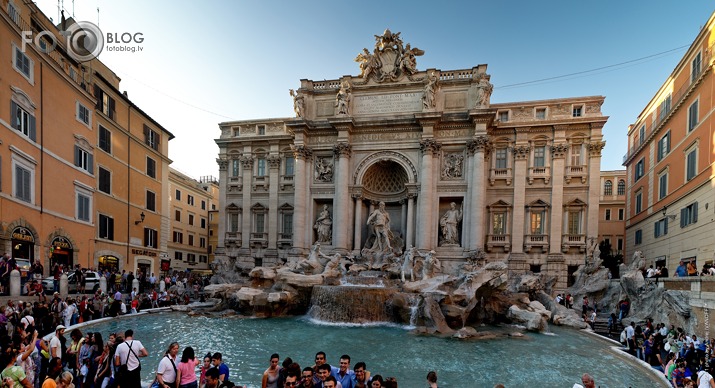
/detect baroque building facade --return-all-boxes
[623,12,715,274]
[215,30,607,290]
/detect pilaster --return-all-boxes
[267,155,281,252]
[510,143,530,254]
[240,155,253,249]
[417,138,441,250]
[291,145,312,252]
[549,143,568,253]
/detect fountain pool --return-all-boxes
[84,312,667,387]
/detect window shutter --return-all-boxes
[108,218,114,239]
[143,125,149,145]
[88,153,94,174]
[29,114,36,141]
[10,101,18,129]
[692,202,698,223]
[74,145,80,167]
[680,208,686,227]
[108,97,115,120]
[657,144,662,161]
[22,168,30,201]
[155,132,161,151]
[666,132,671,153]
[664,218,668,235]
[94,84,101,106]
[144,227,149,246]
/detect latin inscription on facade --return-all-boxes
[353,132,422,142]
[353,93,423,116]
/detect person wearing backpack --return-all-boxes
[114,329,148,386]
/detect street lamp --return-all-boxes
[135,211,145,225]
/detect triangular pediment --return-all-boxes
[279,202,294,211]
[526,199,550,208]
[488,200,511,208]
[251,202,267,211]
[226,203,241,211]
[565,198,587,208]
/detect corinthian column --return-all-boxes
[215,156,229,255]
[549,143,568,253]
[267,156,281,251]
[468,136,489,251]
[291,145,311,252]
[587,140,606,240]
[417,139,441,250]
[511,144,530,254]
[240,156,254,249]
[333,142,352,252]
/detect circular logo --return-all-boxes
[64,21,104,62]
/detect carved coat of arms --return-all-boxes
[354,29,424,83]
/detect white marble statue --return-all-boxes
[439,202,463,246]
[335,80,351,115]
[474,74,493,108]
[420,250,441,280]
[399,43,424,75]
[400,246,418,282]
[295,243,327,275]
[313,204,333,243]
[422,72,438,110]
[355,48,378,80]
[442,154,464,179]
[366,201,392,252]
[289,89,304,118]
[314,157,333,182]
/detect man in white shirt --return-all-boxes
[625,322,636,354]
[156,342,179,388]
[114,329,148,387]
[50,325,65,359]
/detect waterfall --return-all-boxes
[408,294,421,328]
[309,285,396,324]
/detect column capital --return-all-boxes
[513,145,531,160]
[267,155,282,169]
[588,141,606,157]
[291,145,313,160]
[467,136,490,154]
[240,155,254,169]
[550,143,569,159]
[333,142,352,159]
[420,138,442,155]
[216,157,229,171]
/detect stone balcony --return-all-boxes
[228,176,243,192]
[524,234,549,253]
[252,176,269,191]
[486,234,511,252]
[489,168,512,185]
[561,234,586,253]
[280,175,294,190]
[250,232,268,248]
[528,166,550,184]
[278,233,292,248]
[225,231,242,247]
[565,165,587,184]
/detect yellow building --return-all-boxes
[623,11,715,274]
[597,170,626,259]
[0,1,173,275]
[168,169,218,273]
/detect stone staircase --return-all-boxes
[591,314,624,341]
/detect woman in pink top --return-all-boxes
[175,347,199,388]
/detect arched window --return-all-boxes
[604,180,613,196]
[617,180,626,195]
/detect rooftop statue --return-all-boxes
[355,29,425,83]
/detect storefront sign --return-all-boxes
[131,248,157,257]
[51,236,72,249]
[11,227,34,243]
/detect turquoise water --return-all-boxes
[83,313,667,388]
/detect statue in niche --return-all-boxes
[439,202,463,246]
[420,250,441,280]
[474,73,494,108]
[366,201,392,252]
[442,154,464,179]
[399,43,424,75]
[313,205,333,244]
[289,89,305,118]
[355,48,379,80]
[335,80,352,115]
[314,157,333,182]
[422,72,438,110]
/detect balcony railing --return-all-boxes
[486,234,510,252]
[489,167,512,185]
[524,234,549,253]
[561,234,586,253]
[528,166,550,184]
[280,175,294,190]
[224,232,241,247]
[250,232,268,248]
[565,165,587,184]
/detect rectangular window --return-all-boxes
[229,213,239,232]
[14,163,32,203]
[498,111,509,122]
[605,209,611,221]
[175,209,181,222]
[11,101,36,141]
[173,231,183,244]
[201,200,206,210]
[680,202,698,228]
[174,252,183,261]
[638,125,645,146]
[282,213,293,236]
[570,145,582,166]
[77,103,91,126]
[257,125,266,135]
[635,229,642,245]
[13,46,32,80]
[200,237,206,248]
[659,95,672,122]
[533,146,545,167]
[99,214,114,240]
[635,158,644,181]
[200,218,206,229]
[654,218,668,238]
[572,105,583,117]
[617,238,623,251]
[657,131,670,161]
[98,126,111,153]
[188,234,194,246]
[199,255,207,263]
[94,86,115,120]
[175,189,181,201]
[98,167,111,194]
[74,146,93,173]
[146,191,156,212]
[77,192,91,222]
[530,211,543,234]
[635,192,643,213]
[144,125,159,151]
[255,213,265,233]
[535,108,546,119]
[495,149,507,169]
[618,208,625,221]
[285,157,295,176]
[187,195,194,206]
[688,101,698,131]
[187,254,196,263]
[568,211,581,235]
[188,214,194,226]
[257,158,266,177]
[146,157,156,178]
[686,148,697,181]
[692,52,702,83]
[658,173,668,200]
[617,180,625,195]
[144,228,158,248]
[492,212,505,235]
[232,160,239,177]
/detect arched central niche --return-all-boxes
[362,160,408,200]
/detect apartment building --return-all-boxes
[598,170,626,258]
[0,0,173,275]
[623,11,715,274]
[167,169,218,272]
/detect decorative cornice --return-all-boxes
[333,142,352,159]
[588,141,606,156]
[291,145,313,160]
[420,138,442,155]
[513,145,531,160]
[550,143,569,159]
[515,127,531,134]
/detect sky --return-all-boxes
[35,0,715,179]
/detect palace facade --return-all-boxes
[215,30,608,289]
